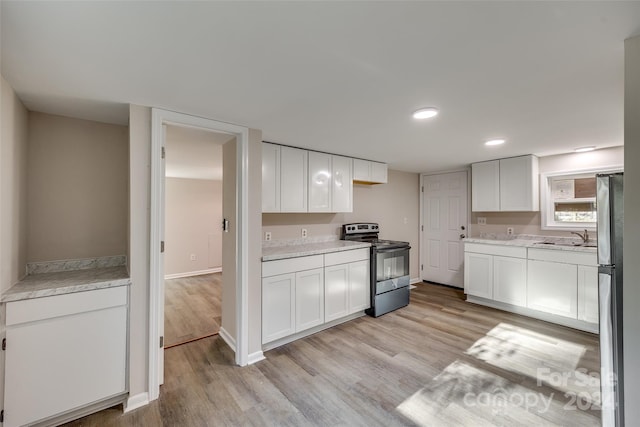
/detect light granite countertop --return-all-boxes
[464,234,597,253]
[263,240,371,261]
[1,256,131,303]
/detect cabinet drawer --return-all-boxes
[6,286,128,326]
[324,248,369,266]
[465,243,526,258]
[527,248,597,266]
[262,255,324,277]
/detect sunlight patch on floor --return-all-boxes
[465,322,600,405]
[397,360,594,426]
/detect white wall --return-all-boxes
[0,74,29,419]
[469,146,624,237]
[262,169,421,280]
[164,178,222,276]
[27,112,128,262]
[623,35,640,426]
[128,104,151,399]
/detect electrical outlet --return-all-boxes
[301,228,308,238]
[477,217,487,225]
[190,254,197,261]
[265,231,272,241]
[507,227,514,236]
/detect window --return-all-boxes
[541,166,622,230]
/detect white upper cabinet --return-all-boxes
[353,158,388,184]
[262,142,280,212]
[471,155,539,212]
[308,151,332,212]
[471,160,500,211]
[280,146,308,212]
[499,155,539,211]
[331,155,353,212]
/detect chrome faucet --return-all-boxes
[571,229,589,243]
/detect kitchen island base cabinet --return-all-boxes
[4,286,128,427]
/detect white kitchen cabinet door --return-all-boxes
[348,260,370,313]
[499,155,539,211]
[370,162,388,184]
[353,158,370,182]
[471,160,500,212]
[262,273,296,343]
[464,252,493,299]
[493,256,527,307]
[4,302,126,427]
[527,260,577,318]
[331,155,353,212]
[578,265,599,323]
[308,151,332,212]
[295,268,325,332]
[280,146,308,212]
[262,142,280,212]
[324,264,349,322]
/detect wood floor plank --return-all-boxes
[164,273,221,347]
[65,282,600,426]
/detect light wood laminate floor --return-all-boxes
[67,282,600,426]
[164,273,222,348]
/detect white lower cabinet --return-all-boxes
[578,265,599,323]
[324,253,369,322]
[464,252,493,299]
[262,249,369,346]
[4,286,128,427]
[262,273,296,343]
[295,268,325,331]
[493,256,527,306]
[527,260,578,318]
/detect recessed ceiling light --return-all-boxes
[485,139,506,146]
[412,108,439,119]
[574,146,596,153]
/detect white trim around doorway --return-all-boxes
[149,108,250,402]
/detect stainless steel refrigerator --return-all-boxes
[597,172,624,427]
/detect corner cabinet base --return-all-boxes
[262,312,365,352]
[466,295,598,334]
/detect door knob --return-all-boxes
[460,234,466,239]
[461,225,466,230]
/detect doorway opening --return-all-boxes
[163,125,233,349]
[149,108,250,402]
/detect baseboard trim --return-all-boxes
[218,326,236,353]
[165,267,221,280]
[124,392,150,413]
[410,277,422,284]
[247,350,265,365]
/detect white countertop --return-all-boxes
[262,240,371,261]
[1,256,131,303]
[464,235,597,253]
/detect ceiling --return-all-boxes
[165,125,231,181]
[2,1,639,173]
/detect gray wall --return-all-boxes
[623,34,640,426]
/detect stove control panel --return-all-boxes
[343,223,379,234]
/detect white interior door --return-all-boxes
[421,171,468,287]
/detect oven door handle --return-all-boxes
[375,246,411,253]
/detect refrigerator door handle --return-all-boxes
[599,270,616,427]
[597,175,612,266]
